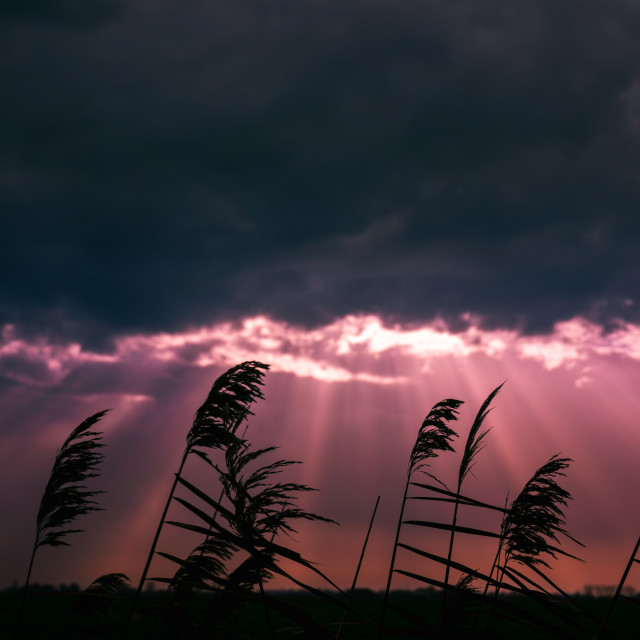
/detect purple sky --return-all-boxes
[3,315,640,593]
[2,0,640,594]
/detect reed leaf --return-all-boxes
[403,519,501,538]
[410,481,508,512]
[394,569,456,591]
[498,565,589,638]
[480,590,576,638]
[397,543,500,587]
[508,561,597,625]
[174,474,236,522]
[396,562,538,638]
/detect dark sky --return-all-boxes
[2,0,640,347]
[4,2,640,594]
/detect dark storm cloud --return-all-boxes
[0,0,124,27]
[2,0,640,344]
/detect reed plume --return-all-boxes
[379,398,462,637]
[34,410,109,549]
[442,384,502,606]
[158,428,339,636]
[72,572,130,621]
[126,361,269,630]
[18,410,109,629]
[485,454,583,632]
[502,454,579,569]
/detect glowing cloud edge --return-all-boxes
[2,314,640,388]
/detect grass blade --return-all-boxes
[337,495,380,640]
[403,519,501,538]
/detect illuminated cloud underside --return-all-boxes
[2,315,640,388]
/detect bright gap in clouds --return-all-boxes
[4,314,640,386]
[2,314,640,593]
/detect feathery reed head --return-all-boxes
[35,410,108,549]
[219,437,336,541]
[85,572,130,594]
[187,361,269,452]
[71,573,129,620]
[409,398,462,475]
[167,536,238,594]
[503,454,579,567]
[458,383,503,485]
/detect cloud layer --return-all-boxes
[3,314,640,389]
[2,0,640,341]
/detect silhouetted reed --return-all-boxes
[597,534,640,639]
[17,410,109,630]
[9,363,640,639]
[153,430,339,637]
[442,383,502,608]
[125,361,268,629]
[378,398,462,637]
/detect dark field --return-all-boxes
[3,586,639,639]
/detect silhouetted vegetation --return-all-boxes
[5,361,640,638]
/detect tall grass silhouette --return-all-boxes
[126,361,268,628]
[442,383,502,608]
[598,534,640,639]
[7,361,640,639]
[154,426,340,637]
[483,454,586,634]
[378,397,462,637]
[17,410,109,630]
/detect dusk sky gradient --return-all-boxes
[2,0,640,594]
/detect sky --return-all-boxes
[2,0,640,595]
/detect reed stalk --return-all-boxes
[336,495,381,640]
[17,410,108,633]
[596,533,640,640]
[441,384,502,613]
[486,454,581,632]
[378,398,461,638]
